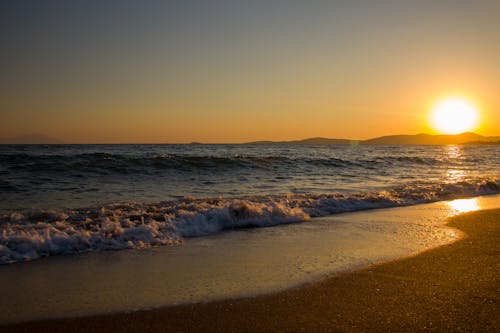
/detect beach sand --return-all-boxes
[1,208,498,332]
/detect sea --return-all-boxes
[1,143,499,265]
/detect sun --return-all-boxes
[430,97,480,134]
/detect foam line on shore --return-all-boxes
[0,177,498,264]
[0,195,499,324]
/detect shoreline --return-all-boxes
[1,208,498,332]
[0,196,473,323]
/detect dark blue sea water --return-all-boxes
[0,144,499,264]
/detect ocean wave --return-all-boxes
[1,177,498,265]
[1,153,457,175]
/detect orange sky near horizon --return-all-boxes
[1,1,499,143]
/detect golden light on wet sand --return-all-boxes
[448,198,480,213]
[430,97,480,134]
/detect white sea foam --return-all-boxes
[0,177,499,264]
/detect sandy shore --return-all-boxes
[1,208,498,332]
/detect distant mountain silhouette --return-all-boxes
[0,133,64,144]
[245,132,500,145]
[247,137,356,145]
[362,132,500,145]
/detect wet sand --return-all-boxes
[2,208,498,332]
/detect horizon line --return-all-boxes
[1,131,500,145]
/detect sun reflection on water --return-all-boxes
[447,198,480,213]
[444,146,467,183]
[445,145,461,159]
[446,169,466,182]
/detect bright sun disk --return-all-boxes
[430,98,479,134]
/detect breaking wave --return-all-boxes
[1,177,498,265]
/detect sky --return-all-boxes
[1,0,499,143]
